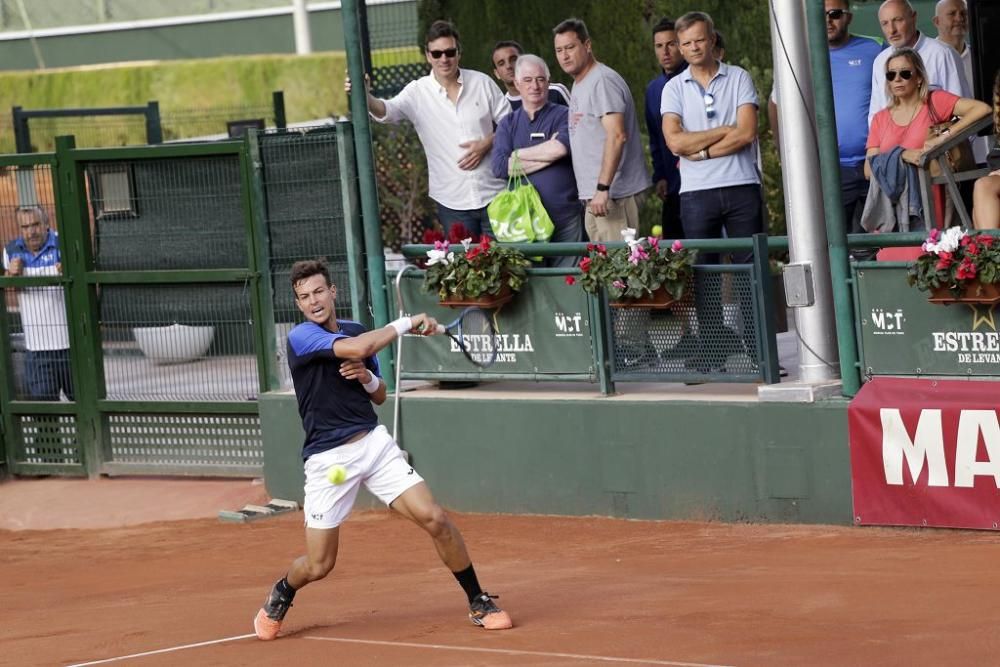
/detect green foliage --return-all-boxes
[417,0,785,235]
[907,228,1000,296]
[422,237,531,300]
[576,233,697,301]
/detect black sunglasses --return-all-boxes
[429,48,458,59]
[885,69,913,82]
[825,9,847,20]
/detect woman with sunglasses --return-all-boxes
[865,47,989,181]
[972,72,1000,230]
[863,47,988,231]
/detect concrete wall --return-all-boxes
[260,391,853,525]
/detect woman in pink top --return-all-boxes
[973,73,1000,230]
[864,47,988,180]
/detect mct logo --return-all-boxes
[871,308,905,335]
[553,312,584,337]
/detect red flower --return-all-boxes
[977,234,994,246]
[422,228,445,244]
[466,246,483,260]
[956,258,978,280]
[579,257,592,273]
[596,244,607,256]
[564,275,576,285]
[966,242,980,256]
[586,243,596,252]
[960,235,971,247]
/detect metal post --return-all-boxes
[292,0,312,55]
[767,0,840,386]
[272,90,287,129]
[12,106,31,154]
[145,101,163,144]
[341,0,392,335]
[803,0,861,395]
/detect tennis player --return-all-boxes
[253,259,512,639]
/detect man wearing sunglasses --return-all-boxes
[358,20,510,238]
[868,0,969,126]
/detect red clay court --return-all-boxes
[3,477,1000,667]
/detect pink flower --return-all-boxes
[612,279,626,290]
[928,228,941,241]
[564,275,576,286]
[628,245,649,265]
[433,240,450,251]
[647,236,660,250]
[671,239,683,252]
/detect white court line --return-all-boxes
[65,633,256,666]
[304,635,735,667]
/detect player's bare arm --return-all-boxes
[339,359,387,405]
[332,313,438,361]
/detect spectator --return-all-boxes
[353,20,510,237]
[973,72,1000,230]
[869,0,969,126]
[491,41,571,111]
[771,0,883,251]
[661,11,763,370]
[644,17,687,240]
[2,206,73,401]
[862,48,989,231]
[491,54,582,267]
[932,0,988,164]
[554,18,651,242]
[713,30,726,62]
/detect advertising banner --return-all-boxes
[848,376,1000,530]
[396,273,596,378]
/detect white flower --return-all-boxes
[461,237,473,251]
[426,249,454,266]
[621,227,640,248]
[928,226,967,254]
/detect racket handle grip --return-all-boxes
[435,324,446,334]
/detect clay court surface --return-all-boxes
[3,479,1000,666]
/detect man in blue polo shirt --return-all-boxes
[2,206,73,401]
[644,17,687,240]
[661,11,762,371]
[491,53,582,267]
[491,41,571,111]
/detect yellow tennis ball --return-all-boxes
[651,224,663,237]
[326,464,348,485]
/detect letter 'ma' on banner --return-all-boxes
[850,378,1000,530]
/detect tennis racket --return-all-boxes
[435,306,498,368]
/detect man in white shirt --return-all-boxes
[359,21,510,236]
[868,0,969,125]
[933,0,972,88]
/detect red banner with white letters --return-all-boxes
[848,377,1000,530]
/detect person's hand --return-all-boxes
[654,179,668,201]
[901,148,923,165]
[7,257,23,276]
[458,138,489,170]
[409,313,439,336]
[587,190,610,217]
[55,262,62,275]
[344,71,371,96]
[339,359,372,383]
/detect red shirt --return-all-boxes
[866,90,959,153]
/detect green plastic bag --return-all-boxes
[488,153,555,243]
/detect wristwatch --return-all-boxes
[596,182,611,192]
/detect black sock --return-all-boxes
[452,564,483,603]
[276,576,296,600]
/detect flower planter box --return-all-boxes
[610,286,679,310]
[439,286,514,309]
[927,281,1000,304]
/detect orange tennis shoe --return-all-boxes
[469,592,513,630]
[253,582,293,640]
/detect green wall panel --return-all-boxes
[261,390,852,525]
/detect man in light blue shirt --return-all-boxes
[660,11,762,371]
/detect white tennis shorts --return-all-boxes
[302,425,423,529]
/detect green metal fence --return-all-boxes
[0,123,365,478]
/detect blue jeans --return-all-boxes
[546,206,584,268]
[25,349,74,401]
[435,203,493,238]
[680,184,764,365]
[679,183,763,264]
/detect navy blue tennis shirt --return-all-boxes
[287,319,381,461]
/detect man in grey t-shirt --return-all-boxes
[554,18,651,242]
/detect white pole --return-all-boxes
[15,0,45,69]
[768,0,840,383]
[292,0,312,55]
